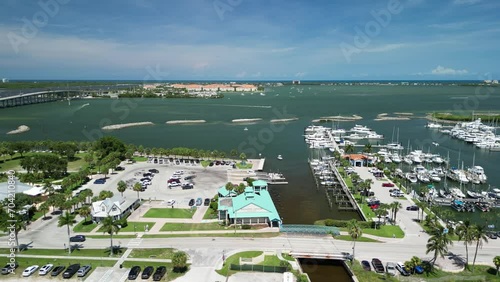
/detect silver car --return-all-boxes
[386,262,397,276]
[77,265,92,277]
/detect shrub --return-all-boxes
[241,224,251,230]
[324,219,335,226]
[321,219,372,229]
[279,260,291,271]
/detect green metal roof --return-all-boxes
[218,189,280,222]
[252,180,268,187]
[218,186,238,197]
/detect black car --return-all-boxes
[361,260,371,271]
[204,198,210,206]
[406,205,419,211]
[70,235,86,242]
[188,199,195,206]
[152,266,167,281]
[487,232,498,239]
[371,258,385,273]
[128,266,141,280]
[184,175,195,180]
[115,166,125,171]
[149,169,159,173]
[1,262,18,275]
[62,264,80,278]
[141,266,154,279]
[51,266,65,277]
[182,183,194,190]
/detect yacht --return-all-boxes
[439,189,452,199]
[417,173,430,183]
[366,132,384,139]
[426,122,442,128]
[432,156,444,164]
[429,172,441,182]
[277,155,283,160]
[466,190,482,199]
[260,92,265,96]
[268,173,285,181]
[403,156,413,165]
[391,154,402,164]
[467,166,487,183]
[386,143,404,150]
[447,169,470,184]
[449,187,466,198]
[406,173,418,183]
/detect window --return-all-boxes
[101,206,106,212]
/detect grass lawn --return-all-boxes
[128,248,177,260]
[160,222,226,231]
[353,194,376,219]
[143,232,280,239]
[203,207,218,219]
[258,255,283,266]
[67,153,89,171]
[121,261,188,281]
[216,251,263,276]
[0,247,126,257]
[97,222,156,233]
[201,160,211,167]
[349,260,399,282]
[0,152,89,172]
[334,235,381,243]
[86,235,137,239]
[73,220,98,232]
[361,225,405,238]
[132,156,148,162]
[235,162,253,169]
[143,208,195,219]
[281,253,295,261]
[31,211,45,222]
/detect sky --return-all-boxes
[0,0,499,80]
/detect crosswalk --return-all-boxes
[127,237,143,248]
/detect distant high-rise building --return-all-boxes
[292,80,301,85]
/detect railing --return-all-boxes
[229,264,288,273]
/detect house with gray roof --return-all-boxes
[91,196,139,223]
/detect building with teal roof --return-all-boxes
[218,180,281,227]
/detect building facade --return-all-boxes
[91,196,140,223]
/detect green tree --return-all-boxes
[391,201,402,223]
[415,201,427,222]
[426,226,452,267]
[39,202,50,219]
[172,251,188,272]
[58,211,76,255]
[230,149,238,158]
[347,219,362,263]
[239,152,247,161]
[101,216,121,256]
[471,225,488,271]
[345,144,355,154]
[494,256,500,276]
[0,213,27,253]
[363,144,372,153]
[117,180,127,197]
[456,220,475,268]
[79,206,91,222]
[43,180,55,196]
[133,182,142,200]
[99,190,114,200]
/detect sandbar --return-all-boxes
[270,118,298,123]
[166,120,206,124]
[232,118,262,123]
[102,122,154,130]
[7,125,30,135]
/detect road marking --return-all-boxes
[98,269,114,282]
[127,238,143,248]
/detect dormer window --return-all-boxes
[101,206,106,212]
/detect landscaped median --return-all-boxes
[143,208,196,218]
[314,219,405,239]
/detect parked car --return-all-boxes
[166,199,176,206]
[396,262,410,276]
[168,178,181,183]
[93,178,106,184]
[406,205,419,211]
[487,232,498,239]
[141,266,154,279]
[181,183,194,189]
[50,266,65,277]
[196,197,202,206]
[361,260,371,271]
[115,166,125,171]
[382,182,395,187]
[153,266,167,281]
[188,199,195,206]
[148,169,159,173]
[128,266,141,280]
[184,175,195,180]
[168,183,180,188]
[70,235,86,242]
[390,191,404,197]
[22,265,39,277]
[414,265,424,274]
[1,262,18,275]
[371,258,384,273]
[62,264,80,278]
[361,190,375,197]
[386,262,397,276]
[77,265,92,277]
[204,198,210,206]
[39,264,53,276]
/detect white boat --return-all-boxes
[403,156,413,165]
[426,122,442,128]
[260,92,266,96]
[366,132,384,139]
[432,156,444,164]
[466,190,482,199]
[467,166,487,183]
[277,155,283,160]
[417,173,430,183]
[386,143,404,150]
[406,173,418,183]
[344,133,365,140]
[432,142,439,146]
[268,173,285,181]
[447,169,470,184]
[391,154,402,163]
[449,187,466,198]
[244,127,248,131]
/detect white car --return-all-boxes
[39,264,53,276]
[386,262,397,276]
[166,199,176,206]
[168,183,180,188]
[175,170,184,174]
[170,175,181,180]
[22,265,39,277]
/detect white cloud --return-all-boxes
[453,0,481,5]
[364,43,406,53]
[428,21,472,29]
[295,72,306,77]
[431,65,469,75]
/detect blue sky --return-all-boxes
[0,0,499,80]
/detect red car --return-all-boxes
[382,182,395,187]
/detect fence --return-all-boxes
[230,264,288,273]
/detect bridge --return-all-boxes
[0,90,85,108]
[290,251,353,261]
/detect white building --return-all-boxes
[1,78,8,83]
[91,196,140,223]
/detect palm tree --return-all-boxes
[391,201,402,223]
[415,201,427,222]
[347,219,362,263]
[43,180,55,196]
[493,256,500,276]
[456,220,475,268]
[79,206,91,223]
[239,152,247,162]
[39,202,50,219]
[426,226,452,267]
[58,211,76,255]
[133,182,142,200]
[471,225,488,271]
[101,216,121,257]
[117,180,127,197]
[363,144,372,153]
[345,144,355,154]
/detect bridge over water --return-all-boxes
[0,90,85,108]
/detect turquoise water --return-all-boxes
[1,85,499,224]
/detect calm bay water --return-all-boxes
[1,85,500,224]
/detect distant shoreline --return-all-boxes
[7,125,30,134]
[166,120,206,124]
[102,122,154,130]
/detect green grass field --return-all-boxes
[86,235,137,239]
[143,208,195,218]
[142,232,280,239]
[0,152,89,172]
[160,222,226,231]
[97,221,156,233]
[281,253,295,261]
[0,247,126,257]
[216,251,263,276]
[73,220,98,232]
[128,248,177,260]
[203,207,218,219]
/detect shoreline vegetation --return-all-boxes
[232,118,262,123]
[101,122,154,130]
[429,112,500,123]
[313,115,362,122]
[270,118,299,123]
[6,125,30,134]
[374,113,413,121]
[166,120,206,124]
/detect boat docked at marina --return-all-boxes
[426,122,443,128]
[406,173,418,183]
[467,166,487,184]
[447,168,469,184]
[449,187,466,198]
[466,190,483,199]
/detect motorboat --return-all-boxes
[277,155,283,160]
[467,166,487,183]
[386,143,404,150]
[466,190,482,199]
[432,156,444,164]
[429,173,441,182]
[426,122,442,128]
[417,173,430,183]
[403,156,413,165]
[268,173,285,181]
[244,127,248,131]
[447,169,469,184]
[449,187,466,198]
[451,199,465,212]
[406,173,418,183]
[391,154,401,163]
[439,189,452,199]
